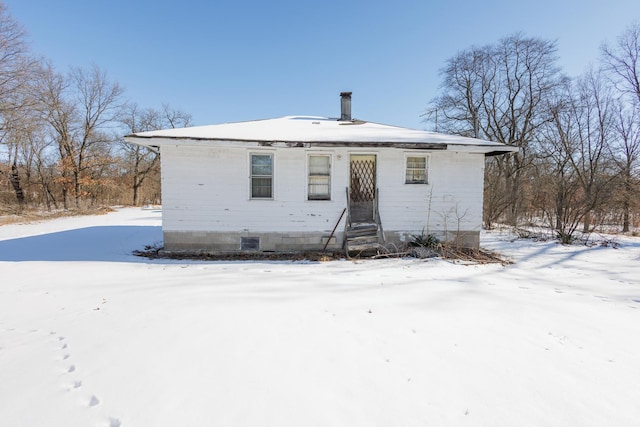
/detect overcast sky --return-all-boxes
[5,0,640,129]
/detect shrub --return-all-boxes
[410,231,442,249]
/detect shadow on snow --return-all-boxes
[0,226,162,262]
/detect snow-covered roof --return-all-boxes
[125,116,518,156]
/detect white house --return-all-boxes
[125,93,517,254]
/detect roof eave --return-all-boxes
[124,134,519,156]
[483,146,521,157]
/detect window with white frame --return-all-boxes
[405,156,428,184]
[308,155,331,200]
[250,153,273,198]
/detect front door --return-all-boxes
[349,154,376,223]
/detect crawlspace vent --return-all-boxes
[241,236,260,251]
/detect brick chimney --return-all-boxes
[340,92,352,121]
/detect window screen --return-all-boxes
[308,155,330,200]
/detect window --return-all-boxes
[405,156,428,184]
[251,154,273,198]
[308,155,331,200]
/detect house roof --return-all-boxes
[124,116,519,156]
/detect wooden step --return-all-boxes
[346,223,378,238]
[347,234,379,241]
[347,235,380,244]
[344,215,383,256]
[347,243,382,253]
[349,222,378,230]
[345,231,381,255]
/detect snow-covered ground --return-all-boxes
[1,208,639,427]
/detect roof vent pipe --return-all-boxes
[340,91,352,121]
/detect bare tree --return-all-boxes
[2,109,38,207]
[601,22,640,232]
[39,64,124,208]
[0,2,41,207]
[429,34,562,226]
[535,69,617,241]
[161,103,192,130]
[572,69,617,232]
[119,103,191,205]
[0,3,39,121]
[30,128,59,210]
[601,22,640,104]
[535,79,580,241]
[610,101,640,231]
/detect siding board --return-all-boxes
[160,145,485,236]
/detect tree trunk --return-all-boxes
[132,156,140,206]
[62,187,68,210]
[9,162,25,206]
[622,169,632,232]
[132,181,139,206]
[582,211,591,233]
[74,170,81,208]
[42,183,52,211]
[622,204,630,232]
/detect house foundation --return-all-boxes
[161,229,480,254]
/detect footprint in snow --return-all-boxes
[51,331,121,423]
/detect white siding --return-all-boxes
[160,145,345,233]
[376,149,484,237]
[160,144,484,236]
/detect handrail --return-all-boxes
[344,187,352,255]
[375,188,385,242]
[323,208,346,253]
[373,187,378,223]
[345,187,352,228]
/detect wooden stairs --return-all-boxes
[344,188,385,256]
[345,222,382,254]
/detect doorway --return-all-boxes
[349,154,376,223]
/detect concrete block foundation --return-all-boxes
[162,229,480,253]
